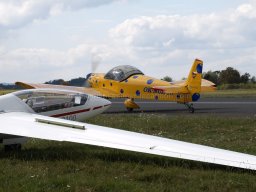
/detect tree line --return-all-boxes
[0,83,20,90]
[162,67,255,86]
[1,67,255,90]
[45,77,86,86]
[203,67,255,85]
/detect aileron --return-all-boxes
[35,118,86,130]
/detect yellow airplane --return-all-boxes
[17,59,216,113]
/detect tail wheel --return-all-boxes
[189,106,195,113]
[126,107,134,112]
[185,103,195,113]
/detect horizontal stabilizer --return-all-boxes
[157,79,216,94]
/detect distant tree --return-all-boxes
[45,78,88,86]
[219,67,241,84]
[63,81,69,86]
[251,76,256,84]
[0,83,20,90]
[161,76,173,82]
[45,79,68,85]
[240,73,251,84]
[69,77,86,86]
[203,70,220,85]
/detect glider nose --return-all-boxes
[99,97,111,110]
[91,96,111,114]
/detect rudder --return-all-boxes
[186,59,203,102]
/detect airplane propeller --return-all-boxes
[84,73,92,88]
[91,53,101,73]
[83,53,102,87]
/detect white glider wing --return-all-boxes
[1,112,256,170]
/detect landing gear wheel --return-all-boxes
[4,144,22,152]
[126,107,134,112]
[189,106,195,113]
[185,103,195,113]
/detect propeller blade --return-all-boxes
[91,53,102,73]
[83,73,92,88]
[83,52,102,87]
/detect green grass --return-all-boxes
[202,89,256,98]
[1,114,256,192]
[218,83,256,90]
[0,89,16,95]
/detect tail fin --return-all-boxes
[186,59,203,101]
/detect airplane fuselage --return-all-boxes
[90,73,193,103]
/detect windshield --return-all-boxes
[14,89,88,113]
[104,65,143,81]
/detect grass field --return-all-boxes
[0,89,16,95]
[202,89,256,98]
[0,114,256,192]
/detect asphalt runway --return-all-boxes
[106,97,256,116]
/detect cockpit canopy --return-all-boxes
[104,65,144,81]
[14,89,88,113]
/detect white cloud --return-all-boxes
[109,13,255,52]
[0,42,129,82]
[107,1,256,78]
[1,1,256,82]
[0,45,88,68]
[0,44,91,81]
[0,0,121,29]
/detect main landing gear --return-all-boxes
[124,98,140,112]
[184,103,195,113]
[126,107,134,112]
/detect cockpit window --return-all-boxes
[104,65,144,81]
[14,90,88,113]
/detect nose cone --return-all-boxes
[86,73,92,79]
[90,96,111,115]
[84,73,93,88]
[96,96,111,110]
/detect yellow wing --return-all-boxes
[15,82,122,98]
[15,82,101,95]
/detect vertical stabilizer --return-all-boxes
[186,59,203,101]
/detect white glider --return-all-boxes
[0,89,111,148]
[1,89,256,170]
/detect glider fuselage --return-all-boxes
[0,89,111,143]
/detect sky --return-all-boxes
[0,0,255,83]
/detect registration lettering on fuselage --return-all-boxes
[61,115,77,121]
[143,87,165,94]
